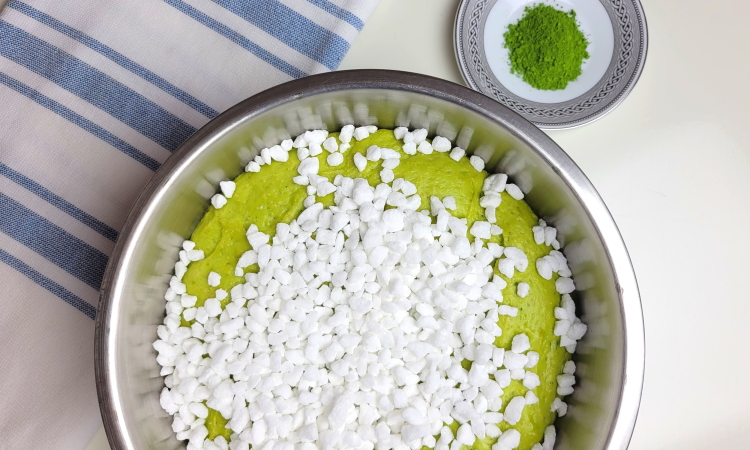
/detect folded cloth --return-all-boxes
[0,0,378,447]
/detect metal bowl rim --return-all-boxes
[95,69,644,450]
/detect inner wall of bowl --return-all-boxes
[114,89,624,449]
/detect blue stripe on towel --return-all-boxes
[0,71,161,171]
[0,164,119,242]
[0,192,109,291]
[305,0,364,30]
[6,0,220,118]
[0,21,197,152]
[162,0,308,79]
[0,248,96,319]
[209,0,350,70]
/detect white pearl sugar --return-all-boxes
[153,127,583,450]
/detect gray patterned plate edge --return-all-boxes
[454,0,649,129]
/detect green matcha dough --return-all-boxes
[181,130,569,450]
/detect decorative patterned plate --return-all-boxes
[454,0,648,129]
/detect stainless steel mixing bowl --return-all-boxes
[96,70,644,450]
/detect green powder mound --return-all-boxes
[503,4,589,91]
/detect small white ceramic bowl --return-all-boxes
[455,0,648,129]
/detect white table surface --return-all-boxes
[86,0,750,448]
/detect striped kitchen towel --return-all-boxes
[0,0,378,447]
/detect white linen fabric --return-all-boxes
[0,0,378,447]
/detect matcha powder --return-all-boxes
[503,4,589,90]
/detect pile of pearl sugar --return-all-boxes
[155,127,583,450]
